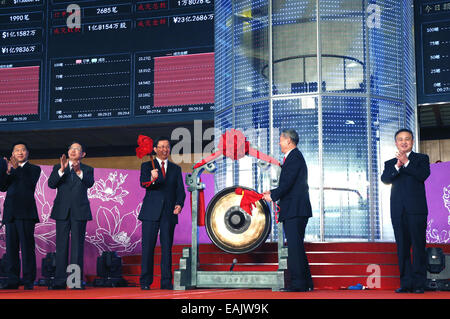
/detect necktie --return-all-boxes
[70,166,75,181]
[283,157,286,164]
[161,161,166,178]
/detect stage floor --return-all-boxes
[0,286,448,299]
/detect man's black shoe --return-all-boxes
[0,283,19,289]
[24,284,34,290]
[395,287,411,293]
[48,284,66,290]
[280,287,308,292]
[413,288,424,294]
[141,285,150,290]
[161,284,173,290]
[70,285,85,290]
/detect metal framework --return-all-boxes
[174,131,287,290]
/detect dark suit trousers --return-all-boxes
[283,216,313,290]
[54,214,87,285]
[391,213,427,290]
[140,213,176,287]
[5,220,36,286]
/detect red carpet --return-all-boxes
[0,286,448,299]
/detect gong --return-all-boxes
[205,186,271,254]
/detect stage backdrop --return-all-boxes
[0,161,448,280]
[425,161,450,244]
[0,165,214,280]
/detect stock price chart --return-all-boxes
[415,0,450,105]
[0,0,214,129]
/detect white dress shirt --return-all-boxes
[155,157,168,174]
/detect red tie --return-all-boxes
[283,157,286,164]
[161,161,166,178]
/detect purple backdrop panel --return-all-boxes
[0,165,214,278]
[425,161,450,244]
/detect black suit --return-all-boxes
[270,148,313,291]
[48,163,94,286]
[0,158,6,194]
[381,151,430,290]
[138,159,186,288]
[0,161,41,287]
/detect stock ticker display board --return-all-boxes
[415,0,450,105]
[0,0,214,130]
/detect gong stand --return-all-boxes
[174,129,288,291]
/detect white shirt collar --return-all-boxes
[283,148,295,160]
[155,157,168,167]
[68,160,82,169]
[19,161,27,167]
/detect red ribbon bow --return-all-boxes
[136,135,153,159]
[235,187,280,223]
[136,135,157,187]
[235,188,263,216]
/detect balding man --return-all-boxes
[264,129,313,292]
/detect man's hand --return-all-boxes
[263,191,272,202]
[9,156,18,169]
[151,169,159,180]
[59,154,69,173]
[173,205,182,215]
[5,157,14,174]
[395,151,408,168]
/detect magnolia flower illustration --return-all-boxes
[88,171,129,205]
[33,170,57,255]
[34,170,53,223]
[34,222,56,255]
[86,204,142,255]
[443,185,450,215]
[426,219,449,244]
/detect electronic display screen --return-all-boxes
[0,0,214,130]
[414,0,450,105]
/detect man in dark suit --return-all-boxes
[381,128,430,294]
[48,141,94,289]
[139,136,186,290]
[264,129,313,292]
[0,142,41,290]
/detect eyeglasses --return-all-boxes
[69,147,82,152]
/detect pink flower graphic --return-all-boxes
[88,171,129,205]
[86,204,142,255]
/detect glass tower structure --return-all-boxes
[214,0,417,241]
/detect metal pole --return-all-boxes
[316,0,325,242]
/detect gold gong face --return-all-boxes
[205,186,271,254]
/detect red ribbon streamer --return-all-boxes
[235,187,280,223]
[191,180,206,227]
[141,178,157,187]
